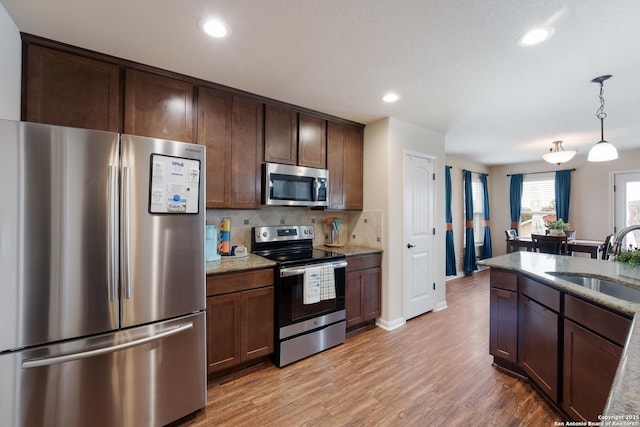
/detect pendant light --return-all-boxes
[588,75,618,162]
[543,140,577,165]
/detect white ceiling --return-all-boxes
[3,0,640,165]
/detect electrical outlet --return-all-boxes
[280,218,285,225]
[243,219,249,225]
[364,218,368,224]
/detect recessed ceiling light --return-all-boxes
[382,93,399,103]
[518,27,554,46]
[202,18,231,38]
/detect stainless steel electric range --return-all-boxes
[252,225,347,367]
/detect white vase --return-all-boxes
[549,229,564,236]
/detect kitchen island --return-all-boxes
[478,252,640,421]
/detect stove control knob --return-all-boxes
[262,232,268,238]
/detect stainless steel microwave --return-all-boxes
[262,162,329,207]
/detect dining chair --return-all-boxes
[531,233,568,255]
[601,234,615,260]
[505,229,518,253]
[565,230,576,240]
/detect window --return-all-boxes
[464,173,484,246]
[520,173,555,238]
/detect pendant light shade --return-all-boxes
[588,140,618,162]
[588,75,618,162]
[543,140,577,165]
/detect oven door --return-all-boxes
[277,260,346,328]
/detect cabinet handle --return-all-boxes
[407,243,416,249]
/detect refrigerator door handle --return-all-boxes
[22,322,193,369]
[108,165,118,301]
[121,166,132,299]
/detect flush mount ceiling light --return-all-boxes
[382,93,399,103]
[587,75,618,162]
[542,140,577,165]
[518,27,554,46]
[202,18,231,38]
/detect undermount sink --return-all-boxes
[546,272,640,303]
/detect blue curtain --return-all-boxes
[555,169,571,222]
[445,166,457,276]
[480,173,492,259]
[509,174,524,233]
[463,170,477,274]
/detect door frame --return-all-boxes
[610,169,640,234]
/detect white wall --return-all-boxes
[444,155,490,275]
[0,2,21,120]
[489,150,640,256]
[364,117,446,329]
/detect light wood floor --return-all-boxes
[174,269,562,426]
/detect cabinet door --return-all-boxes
[345,270,364,329]
[363,267,381,321]
[298,114,326,168]
[344,124,364,210]
[124,69,194,143]
[327,121,363,210]
[231,96,264,208]
[197,87,232,208]
[241,287,274,361]
[327,121,346,209]
[206,293,241,373]
[489,288,518,363]
[25,45,120,131]
[563,319,623,422]
[264,105,297,165]
[518,295,559,401]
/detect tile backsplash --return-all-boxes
[206,207,383,250]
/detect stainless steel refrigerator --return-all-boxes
[0,120,207,427]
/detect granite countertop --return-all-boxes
[206,253,276,275]
[316,244,383,256]
[205,245,381,276]
[478,252,640,419]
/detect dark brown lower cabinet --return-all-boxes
[489,287,518,363]
[562,319,622,422]
[490,268,633,422]
[206,269,274,375]
[518,295,559,402]
[345,253,382,332]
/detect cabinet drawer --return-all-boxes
[520,276,560,312]
[490,269,518,292]
[565,294,631,346]
[346,253,382,271]
[207,269,274,296]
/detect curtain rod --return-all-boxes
[506,168,575,177]
[462,169,488,176]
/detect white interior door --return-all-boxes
[614,171,640,249]
[403,151,435,320]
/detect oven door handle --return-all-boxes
[279,260,348,277]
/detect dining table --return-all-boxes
[507,236,605,259]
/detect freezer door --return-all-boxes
[120,135,205,327]
[0,120,120,351]
[0,312,206,427]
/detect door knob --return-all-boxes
[407,243,416,248]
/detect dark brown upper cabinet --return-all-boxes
[327,121,363,210]
[24,44,120,132]
[298,113,327,169]
[264,105,297,165]
[197,87,233,208]
[124,69,195,143]
[230,96,264,209]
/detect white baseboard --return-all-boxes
[375,317,406,331]
[434,301,448,312]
